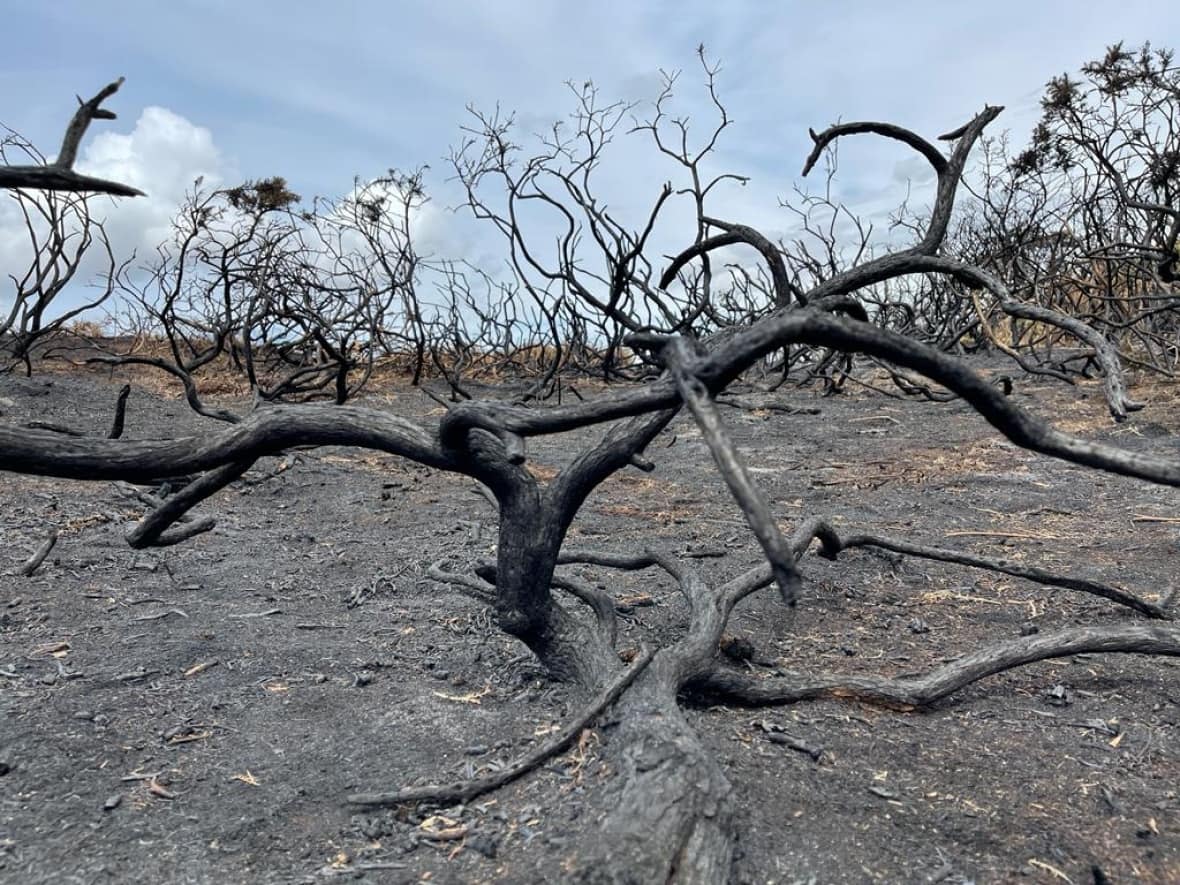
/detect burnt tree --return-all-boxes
[3,77,1180,883]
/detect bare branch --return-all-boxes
[0,79,144,196]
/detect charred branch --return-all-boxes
[0,79,144,196]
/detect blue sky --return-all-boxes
[3,1,1179,287]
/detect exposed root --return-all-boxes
[346,646,654,808]
[691,623,1180,709]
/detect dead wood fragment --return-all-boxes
[756,721,825,761]
[318,861,407,878]
[765,732,824,761]
[133,609,188,622]
[183,660,218,677]
[18,529,57,577]
[829,528,1170,619]
[147,777,176,799]
[107,385,131,439]
[115,667,158,682]
[120,770,161,782]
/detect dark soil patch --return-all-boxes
[2,366,1179,883]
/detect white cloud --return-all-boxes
[78,106,232,259]
[7,1,1180,324]
[0,106,233,319]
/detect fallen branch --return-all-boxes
[126,459,253,548]
[836,531,1171,619]
[724,516,1168,619]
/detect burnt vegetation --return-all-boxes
[3,46,1180,882]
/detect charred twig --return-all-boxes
[108,384,131,439]
[18,528,58,577]
[126,460,253,548]
[731,516,1167,618]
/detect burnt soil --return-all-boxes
[1,363,1179,884]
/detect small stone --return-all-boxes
[74,711,95,721]
[1020,623,1039,636]
[464,745,489,756]
[353,670,374,687]
[311,673,327,684]
[907,618,931,635]
[1046,684,1071,707]
[103,795,122,811]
